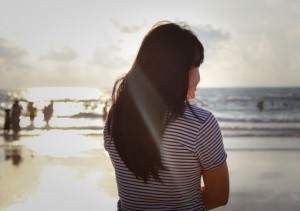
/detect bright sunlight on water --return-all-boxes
[24,87,102,102]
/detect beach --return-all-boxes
[1,87,300,210]
[222,137,300,211]
[1,131,300,211]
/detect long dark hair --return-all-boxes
[106,21,204,182]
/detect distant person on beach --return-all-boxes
[11,100,22,135]
[4,109,11,134]
[43,101,54,126]
[104,21,229,210]
[27,102,37,124]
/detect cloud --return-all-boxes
[192,24,230,54]
[40,46,78,63]
[0,37,29,73]
[89,44,128,69]
[111,19,146,33]
[198,22,300,87]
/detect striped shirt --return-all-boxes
[104,104,227,211]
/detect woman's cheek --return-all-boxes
[187,87,196,100]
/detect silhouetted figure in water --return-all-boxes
[27,101,37,125]
[11,100,22,135]
[43,101,54,126]
[4,109,11,134]
[257,101,264,111]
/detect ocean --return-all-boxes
[0,87,300,137]
[192,87,300,137]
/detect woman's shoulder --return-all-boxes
[183,103,212,123]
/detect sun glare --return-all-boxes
[19,87,106,128]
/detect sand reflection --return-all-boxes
[0,132,118,210]
[17,130,101,158]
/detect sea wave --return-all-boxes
[221,128,300,137]
[225,94,300,102]
[217,116,300,123]
[57,112,102,119]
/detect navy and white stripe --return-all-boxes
[104,104,227,211]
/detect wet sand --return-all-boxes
[0,131,118,210]
[1,132,300,211]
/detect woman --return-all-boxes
[104,21,229,210]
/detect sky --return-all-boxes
[0,0,299,89]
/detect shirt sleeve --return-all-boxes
[103,122,109,151]
[195,113,227,171]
